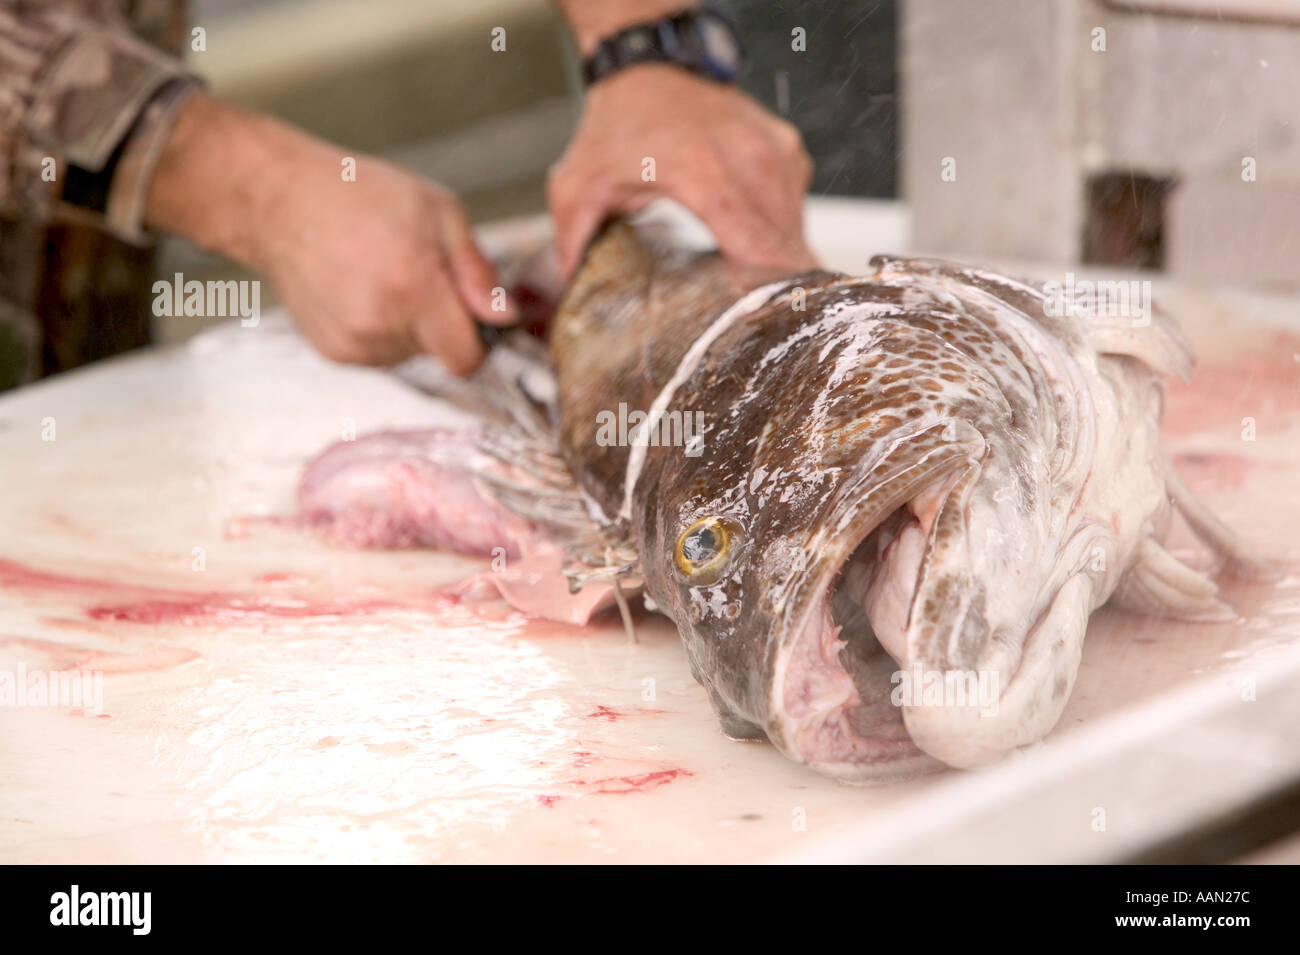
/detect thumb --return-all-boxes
[439,206,519,325]
[548,165,625,279]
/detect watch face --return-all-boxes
[698,16,743,74]
[584,10,744,86]
[620,29,654,57]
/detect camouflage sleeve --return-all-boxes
[0,1,200,243]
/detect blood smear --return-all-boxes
[0,557,604,664]
[575,769,692,794]
[86,595,402,625]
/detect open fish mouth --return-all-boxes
[770,509,937,779]
[766,430,982,780]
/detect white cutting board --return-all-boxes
[1,202,1297,863]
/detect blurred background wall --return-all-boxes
[903,0,1300,289]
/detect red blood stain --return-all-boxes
[511,281,558,336]
[256,572,307,586]
[0,557,609,642]
[0,558,405,625]
[584,705,667,722]
[575,769,692,794]
[535,766,691,805]
[86,595,399,625]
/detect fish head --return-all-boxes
[636,274,1078,778]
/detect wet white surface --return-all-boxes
[1,206,1298,863]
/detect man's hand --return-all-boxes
[548,65,815,277]
[250,154,514,371]
[146,93,515,373]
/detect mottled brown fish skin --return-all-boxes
[548,221,816,522]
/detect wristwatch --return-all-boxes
[582,5,745,87]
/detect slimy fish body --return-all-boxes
[300,221,1270,779]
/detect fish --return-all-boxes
[298,220,1272,780]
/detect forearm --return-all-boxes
[553,0,698,55]
[144,93,318,267]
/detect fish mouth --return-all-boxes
[769,510,937,780]
[766,429,978,780]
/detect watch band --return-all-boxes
[583,6,744,87]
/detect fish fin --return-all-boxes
[471,423,593,534]
[312,327,647,614]
[473,423,644,592]
[1111,536,1236,622]
[392,329,598,541]
[1163,458,1280,580]
[395,331,557,438]
[456,543,640,626]
[1085,303,1196,381]
[474,331,559,434]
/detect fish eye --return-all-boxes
[674,517,732,579]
